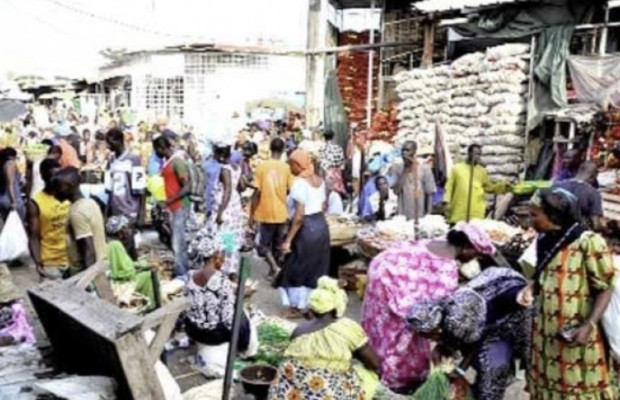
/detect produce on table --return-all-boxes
[418,215,450,239]
[468,219,521,246]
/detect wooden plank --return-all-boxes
[147,314,178,365]
[29,282,141,341]
[142,297,190,331]
[115,333,166,400]
[421,20,436,67]
[602,192,620,202]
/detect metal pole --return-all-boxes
[222,258,249,400]
[366,0,376,128]
[378,0,386,109]
[599,4,610,55]
[466,163,474,222]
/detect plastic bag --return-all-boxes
[602,256,620,358]
[568,55,620,109]
[0,212,28,262]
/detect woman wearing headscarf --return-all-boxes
[520,188,616,400]
[185,229,254,376]
[409,267,530,400]
[269,277,381,400]
[361,223,496,393]
[319,130,346,194]
[278,150,330,319]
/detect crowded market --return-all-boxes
[1,0,620,399]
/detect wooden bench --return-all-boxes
[28,261,189,400]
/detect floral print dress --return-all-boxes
[361,240,459,391]
[269,318,374,400]
[528,232,616,400]
[207,164,244,276]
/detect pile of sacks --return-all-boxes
[395,43,531,182]
[394,65,452,150]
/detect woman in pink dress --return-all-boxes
[361,223,495,393]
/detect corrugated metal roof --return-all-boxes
[413,0,524,13]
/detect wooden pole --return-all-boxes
[422,19,436,68]
[222,257,249,400]
[366,0,376,128]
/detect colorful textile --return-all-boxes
[409,267,529,400]
[162,156,190,212]
[188,228,224,266]
[361,240,459,390]
[325,166,345,194]
[269,318,375,400]
[0,301,35,344]
[453,222,496,255]
[308,277,348,317]
[206,165,244,276]
[185,271,235,332]
[528,232,616,400]
[319,142,345,171]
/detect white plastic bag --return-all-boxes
[602,256,620,358]
[0,211,28,262]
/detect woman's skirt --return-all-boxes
[279,213,330,290]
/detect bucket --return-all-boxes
[239,364,278,400]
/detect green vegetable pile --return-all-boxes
[254,323,292,367]
[413,368,451,400]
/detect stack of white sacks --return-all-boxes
[394,65,452,150]
[394,43,530,182]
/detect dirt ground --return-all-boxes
[8,238,530,400]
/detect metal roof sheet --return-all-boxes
[413,0,524,13]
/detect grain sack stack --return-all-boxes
[394,65,451,149]
[393,43,530,182]
[474,44,530,181]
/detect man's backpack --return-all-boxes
[187,162,206,203]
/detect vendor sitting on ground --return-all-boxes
[269,276,381,400]
[184,230,255,369]
[106,216,156,311]
[409,267,530,400]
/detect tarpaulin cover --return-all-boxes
[528,25,574,129]
[324,69,349,152]
[568,55,620,109]
[453,0,603,39]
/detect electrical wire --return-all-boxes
[34,0,202,40]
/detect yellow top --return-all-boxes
[33,191,70,267]
[284,318,368,371]
[443,162,508,224]
[253,159,293,224]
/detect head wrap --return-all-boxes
[531,188,580,228]
[188,229,224,266]
[289,149,314,178]
[452,223,495,255]
[106,216,130,235]
[409,288,486,344]
[230,150,243,166]
[308,277,348,317]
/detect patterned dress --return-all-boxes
[269,318,375,400]
[319,142,345,194]
[207,164,244,276]
[361,240,459,390]
[528,232,616,400]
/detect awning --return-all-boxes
[413,0,525,13]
